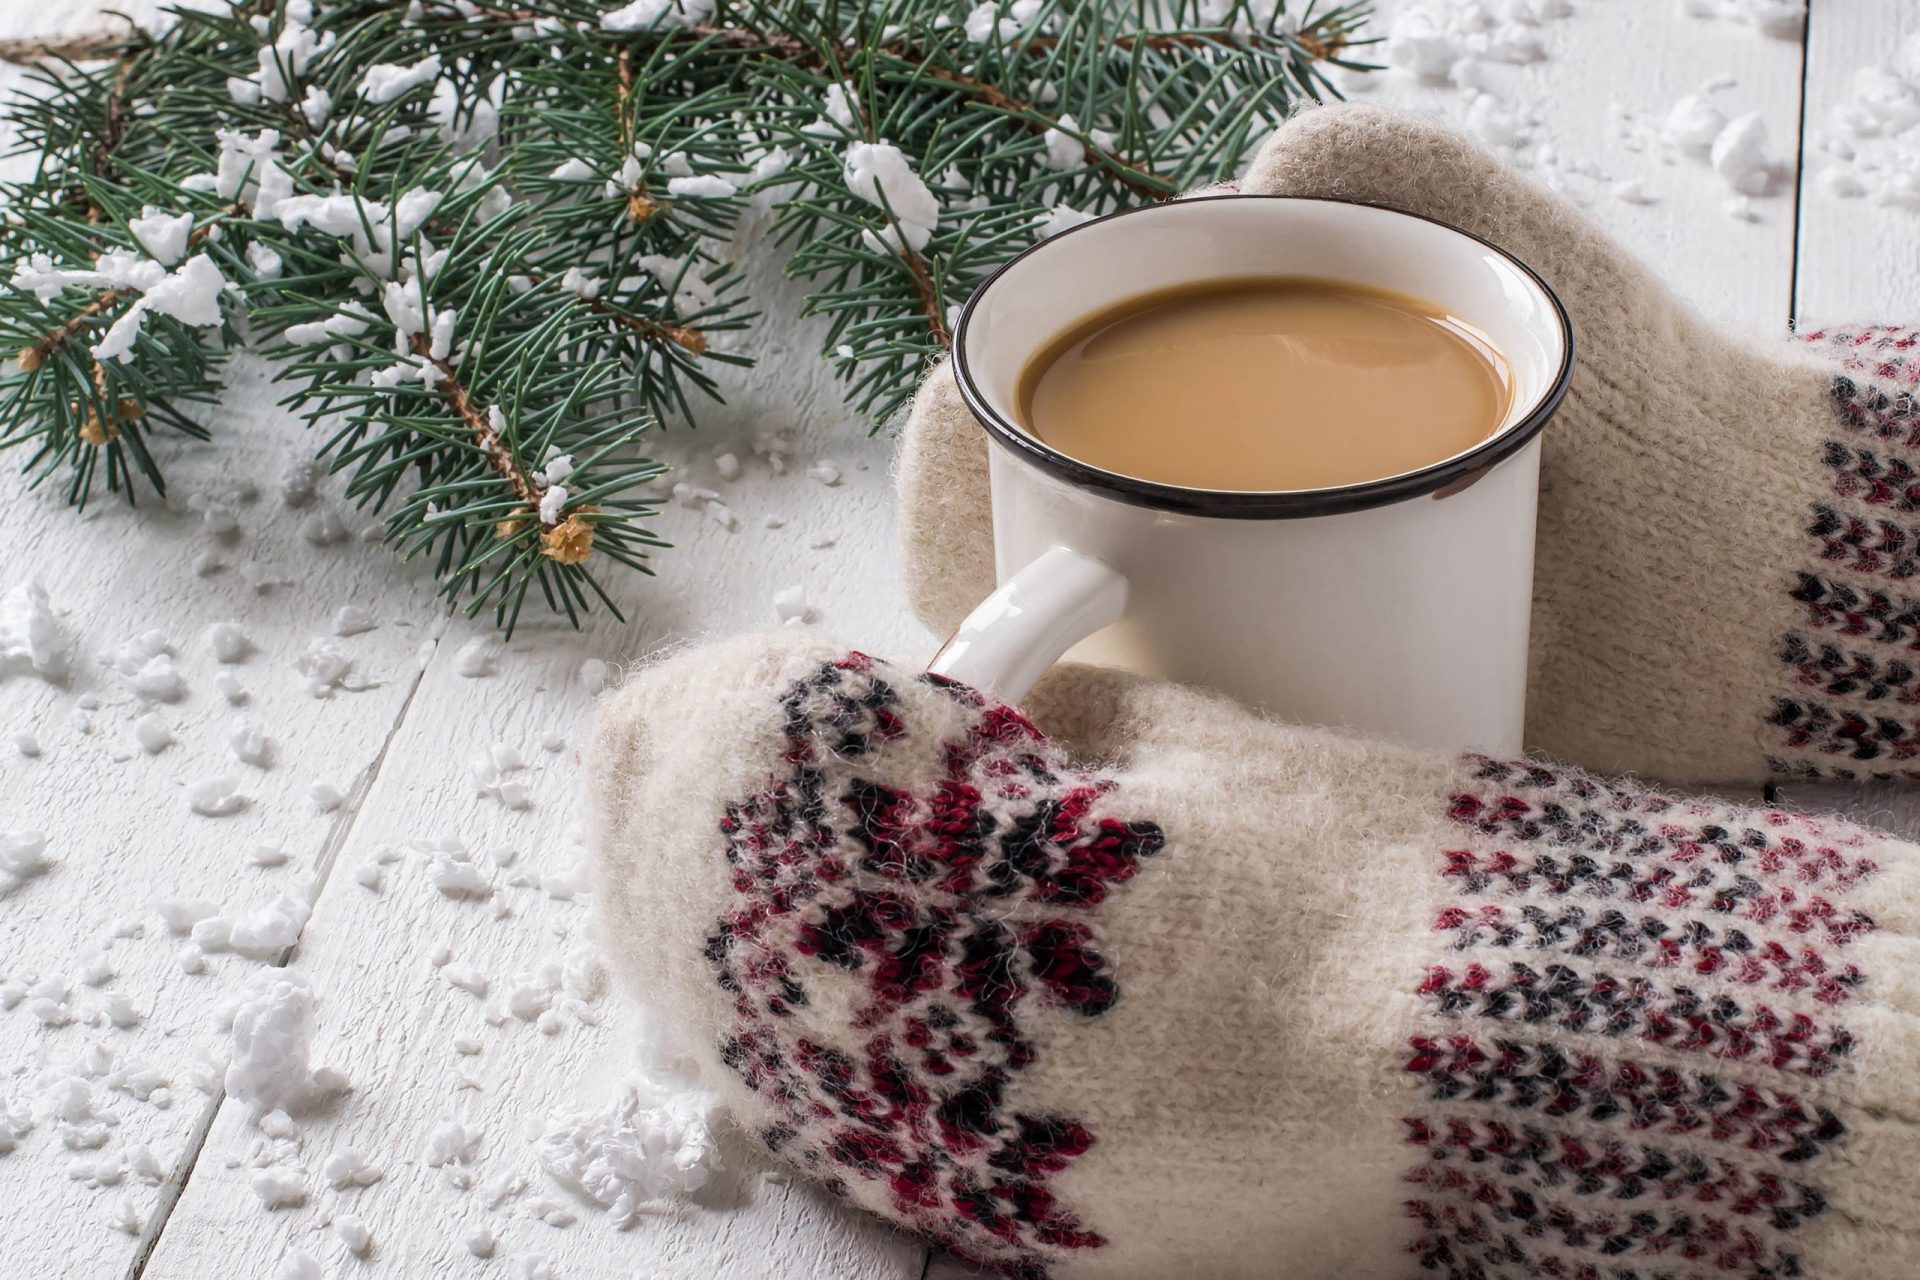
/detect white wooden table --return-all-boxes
[2,3,1916,1278]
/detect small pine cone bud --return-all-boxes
[15,345,44,373]
[540,510,596,565]
[116,397,144,420]
[671,326,707,356]
[78,406,115,446]
[626,192,657,224]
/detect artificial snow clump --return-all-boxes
[424,1118,484,1167]
[600,0,714,33]
[0,579,72,682]
[207,620,253,663]
[842,142,939,252]
[133,717,176,756]
[186,774,245,817]
[283,302,373,352]
[155,897,220,934]
[963,0,1042,45]
[452,636,499,678]
[335,1214,372,1255]
[300,84,332,129]
[536,1071,722,1226]
[1710,111,1775,195]
[1666,94,1728,148]
[1035,203,1095,240]
[229,720,273,768]
[213,128,293,217]
[215,670,248,704]
[772,584,811,626]
[323,1147,384,1189]
[558,268,601,300]
[0,830,50,887]
[90,254,230,364]
[358,53,443,104]
[443,964,490,997]
[431,845,496,896]
[295,638,368,696]
[1039,114,1110,171]
[226,892,311,959]
[253,1166,307,1208]
[666,174,737,198]
[275,1249,322,1280]
[128,208,193,266]
[331,605,377,636]
[224,968,347,1114]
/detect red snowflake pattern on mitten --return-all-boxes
[704,652,1165,1280]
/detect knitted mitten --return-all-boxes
[896,102,1920,784]
[589,630,1920,1280]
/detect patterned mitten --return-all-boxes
[588,631,1920,1280]
[896,102,1920,785]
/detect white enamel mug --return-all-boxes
[926,195,1575,755]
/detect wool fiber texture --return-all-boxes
[589,630,1920,1278]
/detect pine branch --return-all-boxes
[0,0,1373,626]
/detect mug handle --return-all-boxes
[925,546,1130,704]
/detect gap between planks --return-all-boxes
[123,628,439,1280]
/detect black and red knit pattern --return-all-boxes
[704,653,1165,1280]
[1775,324,1920,777]
[1405,756,1878,1280]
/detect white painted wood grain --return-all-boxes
[0,348,439,1279]
[0,19,444,1278]
[1336,0,1808,330]
[136,250,933,1277]
[1795,0,1920,326]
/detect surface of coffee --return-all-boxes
[1017,277,1513,491]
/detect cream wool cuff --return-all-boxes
[588,630,1920,1280]
[895,102,1920,785]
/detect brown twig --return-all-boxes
[512,270,707,353]
[902,251,950,350]
[409,332,545,518]
[92,49,136,184]
[605,305,708,354]
[616,47,636,150]
[16,287,129,372]
[611,48,665,224]
[918,64,1170,201]
[409,333,597,563]
[685,25,1169,198]
[0,28,132,66]
[16,216,233,371]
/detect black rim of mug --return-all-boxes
[948,194,1577,519]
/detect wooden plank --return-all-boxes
[0,352,437,1277]
[1793,0,1920,327]
[137,258,933,1276]
[1338,0,1808,327]
[0,5,451,1277]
